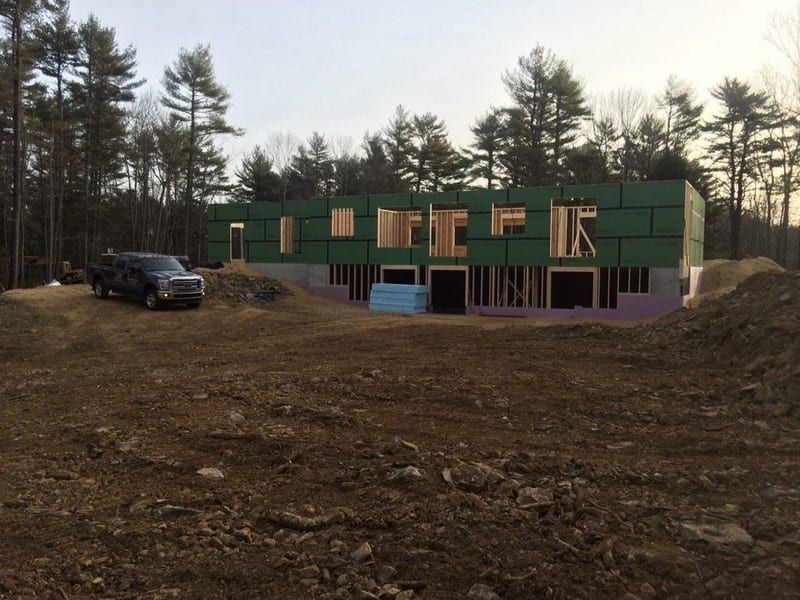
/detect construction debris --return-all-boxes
[194,266,288,305]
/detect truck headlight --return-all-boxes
[158,279,171,291]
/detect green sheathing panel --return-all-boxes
[329,241,369,264]
[467,212,491,238]
[247,203,282,219]
[412,246,458,265]
[507,239,558,266]
[354,216,376,241]
[248,242,280,263]
[215,203,248,221]
[329,195,368,216]
[208,242,229,262]
[244,220,266,242]
[299,217,328,240]
[369,193,412,215]
[285,199,327,218]
[370,243,412,265]
[622,180,685,208]
[465,240,505,265]
[562,183,620,209]
[265,219,281,241]
[284,241,327,264]
[597,209,651,237]
[459,189,507,212]
[621,238,683,268]
[412,190,457,209]
[508,186,560,210]
[207,205,216,221]
[652,207,684,236]
[207,221,229,243]
[561,239,618,267]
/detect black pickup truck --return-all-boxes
[86,252,205,310]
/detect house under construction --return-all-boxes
[206,180,705,318]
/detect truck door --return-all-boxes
[112,256,127,291]
[124,259,143,294]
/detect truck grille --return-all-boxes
[172,279,201,291]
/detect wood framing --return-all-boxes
[377,208,422,248]
[280,216,295,254]
[546,267,598,309]
[430,205,468,257]
[468,266,546,308]
[491,203,526,235]
[549,199,597,258]
[331,208,354,237]
[229,222,244,261]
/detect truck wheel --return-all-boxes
[93,280,109,299]
[144,290,161,310]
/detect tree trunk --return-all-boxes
[183,90,196,257]
[8,1,23,289]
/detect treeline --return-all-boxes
[2,2,799,289]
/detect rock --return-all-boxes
[376,564,397,583]
[298,564,320,578]
[639,582,656,597]
[196,467,225,479]
[389,466,423,481]
[396,591,414,600]
[779,292,791,304]
[466,583,500,600]
[230,412,245,422]
[193,393,209,400]
[154,504,200,517]
[129,499,151,513]
[516,486,553,508]
[351,542,373,563]
[678,522,753,545]
[443,464,487,492]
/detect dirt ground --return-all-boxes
[0,275,798,599]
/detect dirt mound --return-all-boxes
[651,270,800,407]
[195,267,289,305]
[689,257,784,306]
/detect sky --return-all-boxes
[68,0,795,168]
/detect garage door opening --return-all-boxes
[550,270,595,309]
[382,268,416,285]
[430,269,466,314]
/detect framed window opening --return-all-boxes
[549,198,597,258]
[280,216,295,254]
[618,267,650,294]
[230,222,245,261]
[430,204,468,258]
[377,207,422,248]
[331,207,354,237]
[491,203,526,235]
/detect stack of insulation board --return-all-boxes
[368,283,428,314]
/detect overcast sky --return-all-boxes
[69,0,794,167]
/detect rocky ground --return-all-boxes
[0,272,798,599]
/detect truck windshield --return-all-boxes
[142,257,185,271]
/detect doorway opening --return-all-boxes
[429,269,467,314]
[549,270,595,309]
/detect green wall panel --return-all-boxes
[525,212,550,237]
[215,203,248,221]
[621,180,684,207]
[248,242,280,263]
[412,191,457,208]
[207,221,229,243]
[244,220,265,242]
[465,240,506,265]
[247,203,282,219]
[560,239,619,267]
[620,238,682,267]
[330,195,368,216]
[329,241,369,264]
[459,189,507,212]
[284,199,327,218]
[354,216,377,240]
[507,239,558,266]
[652,207,685,236]
[562,183,620,209]
[285,241,327,264]
[467,213,491,238]
[369,193,412,215]
[208,242,229,262]
[508,186,560,210]
[207,205,216,220]
[370,243,413,265]
[597,209,651,237]
[299,217,329,240]
[265,219,280,240]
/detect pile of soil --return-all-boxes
[649,270,800,408]
[689,257,783,307]
[195,267,289,306]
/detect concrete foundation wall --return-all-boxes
[248,263,313,287]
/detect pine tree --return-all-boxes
[465,109,505,188]
[705,77,769,259]
[382,105,413,191]
[661,76,703,154]
[232,145,281,202]
[162,44,240,256]
[360,132,392,193]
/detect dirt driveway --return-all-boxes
[0,283,797,598]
